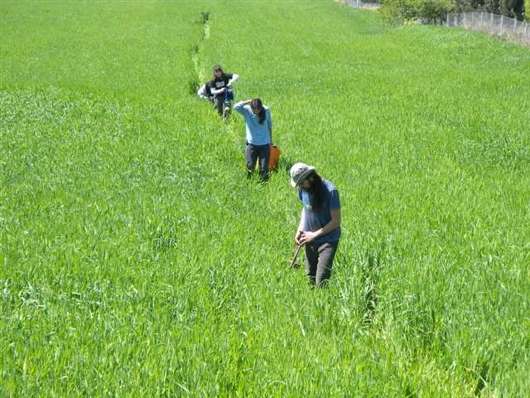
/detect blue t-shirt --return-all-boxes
[298,179,341,245]
[233,102,272,145]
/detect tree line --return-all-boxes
[379,0,527,23]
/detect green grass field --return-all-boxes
[1,0,529,396]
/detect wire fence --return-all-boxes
[341,0,530,46]
[446,12,530,45]
[342,0,381,10]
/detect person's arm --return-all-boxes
[267,109,273,144]
[197,85,208,99]
[233,99,252,114]
[227,73,239,87]
[299,208,341,245]
[210,87,225,95]
[294,208,304,245]
[204,81,222,96]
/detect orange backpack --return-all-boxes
[269,145,281,171]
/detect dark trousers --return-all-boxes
[305,241,339,287]
[213,91,233,116]
[213,96,225,115]
[245,143,269,181]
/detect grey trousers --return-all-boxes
[305,241,339,287]
[245,143,269,181]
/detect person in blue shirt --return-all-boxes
[233,98,273,181]
[290,163,341,286]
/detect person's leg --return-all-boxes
[257,145,270,181]
[315,241,339,287]
[304,243,318,285]
[224,90,234,113]
[245,144,258,178]
[214,96,223,115]
[222,92,232,118]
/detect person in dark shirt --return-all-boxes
[207,65,239,117]
[290,163,341,287]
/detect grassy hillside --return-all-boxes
[1,0,529,396]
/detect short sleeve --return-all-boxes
[329,189,340,210]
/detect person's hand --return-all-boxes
[294,230,304,245]
[299,231,318,245]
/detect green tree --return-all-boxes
[381,0,455,22]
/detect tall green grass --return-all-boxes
[1,0,529,396]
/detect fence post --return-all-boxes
[500,15,504,35]
[480,11,484,28]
